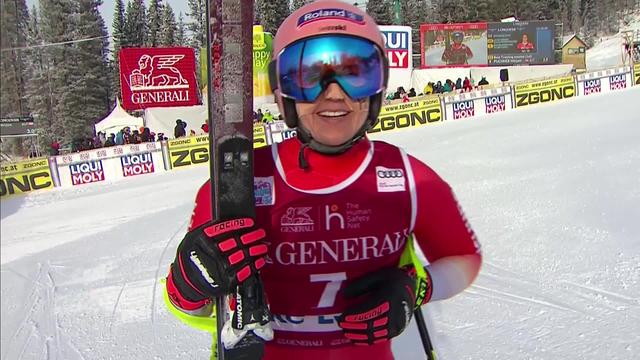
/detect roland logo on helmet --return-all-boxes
[297,8,365,27]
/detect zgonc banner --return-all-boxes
[119,47,199,110]
[1,158,54,197]
[514,76,575,108]
[368,97,442,134]
[635,63,640,86]
[168,126,268,169]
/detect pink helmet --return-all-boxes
[273,0,385,60]
[270,0,388,155]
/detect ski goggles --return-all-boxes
[269,35,387,102]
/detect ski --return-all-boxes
[205,1,272,359]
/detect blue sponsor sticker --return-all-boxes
[297,8,364,27]
[254,176,275,206]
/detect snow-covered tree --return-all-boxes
[124,0,146,47]
[175,12,187,46]
[146,0,163,47]
[111,0,125,102]
[1,0,30,117]
[291,0,309,12]
[256,0,290,34]
[187,0,206,49]
[159,4,177,46]
[366,0,393,25]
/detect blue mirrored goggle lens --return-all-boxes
[278,35,384,102]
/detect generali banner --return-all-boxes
[119,47,199,110]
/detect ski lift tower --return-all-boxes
[621,29,640,65]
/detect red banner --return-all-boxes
[119,47,200,110]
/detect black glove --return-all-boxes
[167,218,268,311]
[338,266,418,345]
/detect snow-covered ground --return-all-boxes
[586,13,640,70]
[2,87,639,359]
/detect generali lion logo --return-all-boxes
[129,54,189,90]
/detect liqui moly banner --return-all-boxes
[576,67,632,96]
[121,153,155,177]
[379,26,413,93]
[70,160,105,186]
[444,86,513,120]
[119,47,199,110]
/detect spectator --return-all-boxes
[130,130,141,144]
[463,77,472,92]
[255,109,263,123]
[157,132,166,141]
[98,131,106,146]
[455,78,463,90]
[104,133,116,147]
[149,132,156,142]
[262,109,274,123]
[423,82,433,95]
[478,76,489,86]
[443,79,453,93]
[140,127,151,142]
[123,127,132,144]
[408,88,416,97]
[201,122,209,133]
[190,129,197,136]
[50,140,60,156]
[434,81,443,93]
[115,129,124,145]
[174,119,187,138]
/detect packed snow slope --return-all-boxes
[2,87,639,360]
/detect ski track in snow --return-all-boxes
[2,87,640,359]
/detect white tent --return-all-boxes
[94,99,144,135]
[144,104,208,139]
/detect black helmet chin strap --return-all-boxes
[282,94,383,170]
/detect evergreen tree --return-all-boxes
[35,0,76,144]
[159,4,177,46]
[432,0,468,23]
[124,0,146,47]
[256,0,290,34]
[57,0,110,143]
[291,0,308,12]
[1,0,30,118]
[405,0,430,67]
[176,12,187,45]
[366,0,393,25]
[111,0,125,102]
[187,0,206,49]
[146,0,163,47]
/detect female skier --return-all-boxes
[165,1,482,359]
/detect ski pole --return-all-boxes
[414,308,436,360]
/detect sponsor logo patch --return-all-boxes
[376,166,405,192]
[281,207,314,233]
[254,176,275,206]
[297,8,365,27]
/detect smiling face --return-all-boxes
[295,83,370,146]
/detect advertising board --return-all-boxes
[576,67,632,96]
[119,47,200,110]
[514,76,575,108]
[368,98,443,134]
[0,158,54,197]
[443,87,514,120]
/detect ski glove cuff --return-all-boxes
[169,218,268,302]
[338,266,419,345]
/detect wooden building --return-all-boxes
[562,34,587,71]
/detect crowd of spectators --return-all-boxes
[386,76,491,103]
[253,109,283,124]
[61,126,167,154]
